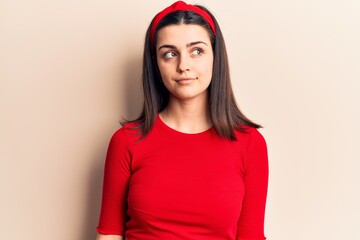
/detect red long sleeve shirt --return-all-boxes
[97,116,268,239]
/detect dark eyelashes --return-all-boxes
[162,47,205,59]
[163,51,177,58]
[192,47,204,53]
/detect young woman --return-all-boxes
[96,1,268,240]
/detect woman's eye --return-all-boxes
[191,48,203,56]
[164,51,177,59]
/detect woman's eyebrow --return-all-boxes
[186,41,208,47]
[158,44,176,51]
[158,41,208,51]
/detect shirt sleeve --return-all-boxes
[96,127,132,235]
[237,128,269,240]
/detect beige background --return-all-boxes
[1,0,359,239]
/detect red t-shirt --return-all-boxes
[97,116,268,239]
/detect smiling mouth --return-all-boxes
[175,77,198,83]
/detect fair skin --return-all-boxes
[156,23,214,132]
[96,235,122,240]
[96,23,214,240]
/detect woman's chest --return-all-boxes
[126,139,246,234]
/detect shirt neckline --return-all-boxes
[156,114,214,136]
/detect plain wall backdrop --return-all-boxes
[1,0,359,239]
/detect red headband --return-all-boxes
[150,1,216,45]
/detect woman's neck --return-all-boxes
[159,95,212,133]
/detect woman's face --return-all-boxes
[156,24,214,101]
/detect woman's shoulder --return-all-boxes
[235,126,268,168]
[110,121,142,144]
[234,125,267,146]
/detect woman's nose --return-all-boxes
[177,54,190,73]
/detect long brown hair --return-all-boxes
[125,5,261,140]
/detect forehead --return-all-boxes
[156,24,211,47]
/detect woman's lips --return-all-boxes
[175,77,197,83]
